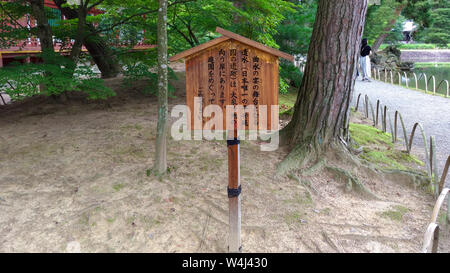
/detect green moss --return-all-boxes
[350,123,424,170]
[360,147,424,170]
[361,149,407,170]
[380,205,409,221]
[283,192,313,206]
[279,88,297,115]
[391,150,424,166]
[284,211,307,225]
[120,124,143,130]
[80,213,90,226]
[113,145,146,158]
[438,211,447,224]
[414,62,450,68]
[321,208,331,216]
[349,123,393,147]
[112,183,124,192]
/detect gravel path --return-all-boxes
[352,79,450,186]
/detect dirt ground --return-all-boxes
[0,66,448,253]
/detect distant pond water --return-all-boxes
[412,65,450,96]
[391,64,450,96]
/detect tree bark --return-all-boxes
[54,0,121,78]
[29,0,53,52]
[153,0,169,174]
[69,5,86,63]
[282,0,368,152]
[371,5,404,52]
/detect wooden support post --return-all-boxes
[0,53,3,68]
[227,131,241,253]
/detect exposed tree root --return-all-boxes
[302,158,327,176]
[332,142,380,176]
[382,169,431,189]
[276,144,315,177]
[278,140,383,200]
[277,136,428,202]
[325,166,380,200]
[288,172,321,197]
[321,231,342,253]
[347,138,363,155]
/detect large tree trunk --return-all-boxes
[29,0,53,52]
[69,5,86,64]
[54,0,121,78]
[82,24,122,78]
[282,0,368,152]
[371,5,404,52]
[153,0,168,174]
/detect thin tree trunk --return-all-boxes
[283,0,368,151]
[29,0,53,52]
[29,0,54,96]
[153,0,168,174]
[371,5,404,52]
[54,0,121,78]
[69,6,86,63]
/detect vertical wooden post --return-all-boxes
[0,53,3,68]
[227,130,241,253]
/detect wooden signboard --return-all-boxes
[170,27,293,253]
[171,27,293,131]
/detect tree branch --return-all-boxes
[0,3,28,30]
[89,0,196,36]
[87,0,104,10]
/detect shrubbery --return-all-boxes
[0,51,114,101]
[279,62,303,94]
[379,43,450,50]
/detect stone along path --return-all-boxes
[352,80,450,186]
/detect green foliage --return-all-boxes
[414,62,450,67]
[403,0,433,30]
[278,88,297,115]
[422,1,450,46]
[364,0,405,45]
[227,0,296,49]
[379,43,450,49]
[278,77,290,95]
[384,15,407,44]
[364,0,434,45]
[280,61,303,88]
[0,0,33,48]
[274,0,316,56]
[120,49,177,96]
[100,0,301,95]
[0,51,114,101]
[274,0,313,94]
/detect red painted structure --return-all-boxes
[0,0,154,68]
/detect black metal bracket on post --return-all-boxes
[227,139,240,146]
[227,185,242,198]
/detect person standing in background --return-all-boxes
[360,38,372,82]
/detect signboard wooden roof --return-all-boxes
[171,28,294,131]
[170,27,294,62]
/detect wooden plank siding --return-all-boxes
[185,39,279,131]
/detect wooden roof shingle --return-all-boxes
[169,27,294,62]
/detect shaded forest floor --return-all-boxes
[0,66,449,253]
